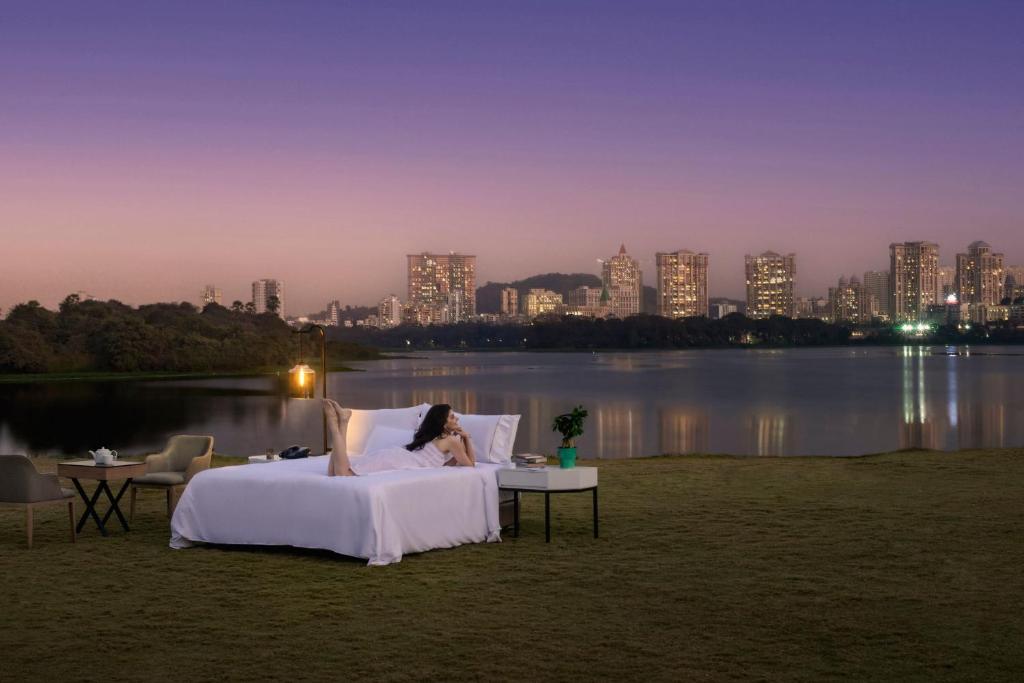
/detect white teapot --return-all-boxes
[89,447,118,465]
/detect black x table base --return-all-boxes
[70,478,134,535]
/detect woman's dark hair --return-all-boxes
[406,404,451,451]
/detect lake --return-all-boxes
[2,347,1022,458]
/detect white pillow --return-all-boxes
[346,406,422,455]
[363,426,414,455]
[455,413,521,465]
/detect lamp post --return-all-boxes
[289,324,328,453]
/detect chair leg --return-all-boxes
[169,487,181,516]
[130,486,137,522]
[68,501,76,543]
[26,506,34,549]
[165,489,172,518]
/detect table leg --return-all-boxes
[72,478,107,536]
[545,492,551,543]
[513,491,520,538]
[593,487,599,539]
[99,479,133,532]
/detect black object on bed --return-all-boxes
[278,445,311,460]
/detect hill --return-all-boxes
[476,273,602,313]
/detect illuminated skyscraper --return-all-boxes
[655,250,709,318]
[745,251,795,318]
[326,299,341,326]
[252,279,285,319]
[955,241,1004,305]
[889,242,939,321]
[377,295,401,328]
[828,275,866,323]
[601,244,642,318]
[200,284,222,307]
[406,252,476,322]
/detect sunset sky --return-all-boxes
[2,1,1022,314]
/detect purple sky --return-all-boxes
[2,1,1022,314]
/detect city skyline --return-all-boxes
[2,2,1023,313]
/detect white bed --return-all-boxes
[169,455,505,565]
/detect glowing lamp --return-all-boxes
[945,293,958,305]
[288,363,316,399]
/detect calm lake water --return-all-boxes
[2,347,1022,458]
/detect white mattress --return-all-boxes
[169,455,503,565]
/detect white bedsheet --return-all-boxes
[169,455,503,565]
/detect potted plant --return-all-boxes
[552,405,588,469]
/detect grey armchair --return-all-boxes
[129,435,214,520]
[0,454,76,548]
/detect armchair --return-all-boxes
[129,435,214,520]
[0,454,76,548]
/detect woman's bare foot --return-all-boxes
[323,400,354,476]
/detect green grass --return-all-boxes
[2,450,1023,681]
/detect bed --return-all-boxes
[170,455,505,565]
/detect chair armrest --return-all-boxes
[184,451,212,483]
[145,452,171,473]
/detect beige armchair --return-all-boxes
[0,454,76,548]
[129,435,214,520]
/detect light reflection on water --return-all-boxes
[0,347,1021,458]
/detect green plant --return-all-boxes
[552,405,588,448]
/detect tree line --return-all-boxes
[332,313,1024,350]
[0,296,377,375]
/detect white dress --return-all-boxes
[349,440,449,476]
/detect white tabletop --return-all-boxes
[497,466,597,491]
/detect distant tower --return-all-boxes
[601,244,642,318]
[406,253,476,322]
[200,285,222,307]
[889,242,939,321]
[326,300,341,326]
[378,295,402,328]
[500,287,519,316]
[956,241,1004,305]
[862,270,890,320]
[252,279,285,319]
[655,250,709,318]
[745,252,796,318]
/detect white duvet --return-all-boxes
[169,455,503,565]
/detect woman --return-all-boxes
[323,399,475,477]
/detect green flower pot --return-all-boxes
[557,447,577,469]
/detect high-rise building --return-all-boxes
[566,286,611,318]
[523,289,563,317]
[655,250,709,318]
[745,252,796,318]
[889,242,939,321]
[1005,267,1024,303]
[500,288,519,316]
[936,266,956,303]
[955,241,1004,306]
[378,295,402,328]
[862,270,890,320]
[828,275,867,323]
[406,253,476,322]
[200,285,222,307]
[601,244,642,318]
[252,279,285,319]
[326,300,341,326]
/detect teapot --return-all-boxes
[89,447,118,465]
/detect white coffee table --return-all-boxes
[496,466,598,542]
[247,455,281,464]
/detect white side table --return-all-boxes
[247,455,281,464]
[497,466,598,542]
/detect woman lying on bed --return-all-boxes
[323,400,475,477]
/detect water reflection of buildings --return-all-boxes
[745,413,795,456]
[899,346,938,449]
[593,403,642,458]
[658,408,709,454]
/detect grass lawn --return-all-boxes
[2,450,1022,682]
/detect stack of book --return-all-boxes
[511,453,547,469]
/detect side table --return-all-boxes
[57,460,147,535]
[497,466,598,542]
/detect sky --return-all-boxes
[2,0,1022,314]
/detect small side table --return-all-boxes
[497,466,598,542]
[247,455,281,464]
[57,460,147,536]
